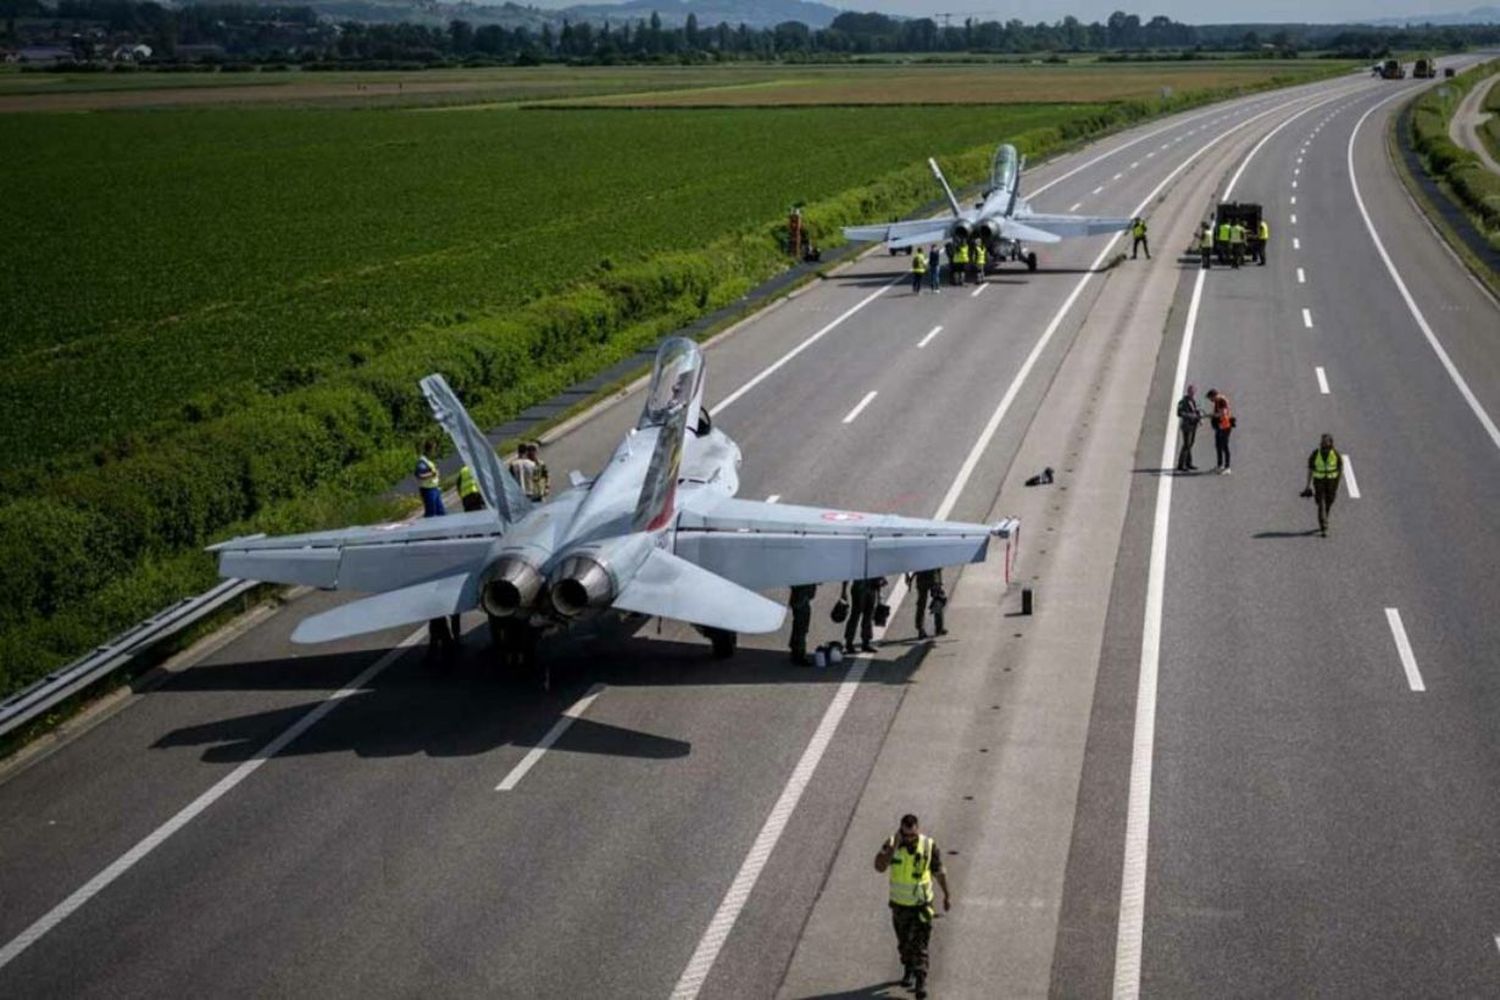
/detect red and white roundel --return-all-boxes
[821,511,865,522]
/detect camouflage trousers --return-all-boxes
[890,903,933,973]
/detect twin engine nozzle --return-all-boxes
[480,544,639,621]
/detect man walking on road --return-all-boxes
[1131,216,1150,259]
[875,814,952,999]
[788,583,817,666]
[1206,388,1233,474]
[911,247,928,294]
[1304,433,1342,537]
[1176,384,1203,472]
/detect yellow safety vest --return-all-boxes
[976,245,987,265]
[888,835,936,908]
[1132,221,1147,238]
[1217,223,1230,243]
[1200,229,1213,249]
[1230,225,1245,244]
[417,456,438,488]
[954,244,969,264]
[1258,220,1270,241]
[912,253,927,274]
[457,465,480,498]
[1313,449,1341,479]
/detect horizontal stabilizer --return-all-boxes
[999,219,1063,245]
[843,220,948,247]
[292,571,478,644]
[613,548,785,635]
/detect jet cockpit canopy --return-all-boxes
[989,143,1019,196]
[638,337,705,430]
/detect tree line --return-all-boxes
[6,1,1500,65]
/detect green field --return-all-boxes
[0,58,1350,701]
[0,102,1095,479]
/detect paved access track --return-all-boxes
[3,65,1497,999]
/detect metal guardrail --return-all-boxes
[0,577,260,739]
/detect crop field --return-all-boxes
[551,60,1346,107]
[0,101,1097,482]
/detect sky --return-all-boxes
[524,1,1491,26]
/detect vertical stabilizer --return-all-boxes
[928,158,964,217]
[420,375,532,525]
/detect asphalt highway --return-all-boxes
[3,67,1493,999]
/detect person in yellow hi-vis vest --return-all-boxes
[457,465,484,512]
[952,241,969,286]
[1302,433,1343,537]
[875,814,952,999]
[911,246,927,294]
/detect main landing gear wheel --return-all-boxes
[1026,251,1039,272]
[702,627,738,659]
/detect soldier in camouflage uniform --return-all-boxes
[875,814,951,999]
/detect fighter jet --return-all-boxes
[843,142,1132,272]
[210,338,1018,664]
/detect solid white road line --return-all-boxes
[1069,201,1083,212]
[1384,608,1427,692]
[0,627,428,972]
[1113,87,1344,1000]
[1342,455,1362,498]
[496,684,606,791]
[1316,366,1330,394]
[1347,91,1500,453]
[1294,237,1302,250]
[971,283,990,299]
[842,390,877,424]
[674,90,1322,1000]
[710,276,901,416]
[1297,267,1306,283]
[765,494,780,504]
[918,325,943,348]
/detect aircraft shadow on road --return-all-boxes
[1252,528,1322,539]
[790,983,906,999]
[149,627,928,765]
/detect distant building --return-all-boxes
[18,45,74,64]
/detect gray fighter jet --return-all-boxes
[210,338,1018,662]
[843,142,1132,272]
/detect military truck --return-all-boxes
[1212,202,1265,266]
[1381,59,1406,80]
[1413,56,1438,79]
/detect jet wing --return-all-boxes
[842,220,949,247]
[208,512,504,593]
[672,499,1018,591]
[1015,213,1133,239]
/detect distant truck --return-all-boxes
[1381,59,1406,80]
[1413,56,1438,79]
[1212,202,1265,266]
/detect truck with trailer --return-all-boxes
[1413,56,1438,79]
[1381,59,1406,80]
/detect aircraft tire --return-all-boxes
[706,628,737,659]
[1026,251,1038,272]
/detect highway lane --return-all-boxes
[1052,65,1500,999]
[0,74,1376,998]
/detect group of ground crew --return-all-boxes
[787,569,947,666]
[414,437,551,652]
[910,241,989,293]
[1199,216,1270,269]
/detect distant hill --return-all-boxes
[289,0,843,29]
[1361,5,1500,25]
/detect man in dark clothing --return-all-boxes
[927,244,942,292]
[788,583,817,665]
[911,568,947,640]
[1304,433,1342,537]
[1131,216,1150,259]
[843,577,884,654]
[1176,385,1203,472]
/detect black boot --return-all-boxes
[914,971,928,999]
[900,966,916,989]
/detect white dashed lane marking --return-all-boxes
[971,282,990,299]
[1316,366,1330,394]
[1384,608,1426,692]
[1302,308,1314,329]
[917,325,942,348]
[1343,455,1362,499]
[765,494,780,504]
[1293,237,1301,250]
[842,391,877,425]
[1297,267,1306,283]
[1092,185,1104,195]
[1069,202,1083,212]
[496,684,607,791]
[1291,213,1298,224]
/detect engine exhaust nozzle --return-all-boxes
[481,557,545,618]
[549,555,614,618]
